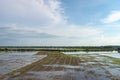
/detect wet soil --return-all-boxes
[0,51,120,80]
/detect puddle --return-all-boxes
[44,64,80,69]
[80,62,97,65]
[107,68,120,76]
[64,52,120,78]
[99,53,120,59]
[8,71,65,80]
[0,51,46,74]
[64,51,117,55]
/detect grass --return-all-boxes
[110,58,120,64]
[35,51,55,55]
[100,55,120,64]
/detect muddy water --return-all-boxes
[0,51,46,75]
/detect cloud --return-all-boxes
[0,24,57,39]
[101,11,120,23]
[98,35,120,45]
[42,24,103,38]
[1,0,104,42]
[0,0,105,46]
[0,0,102,38]
[0,24,102,38]
[0,0,66,26]
[0,24,104,46]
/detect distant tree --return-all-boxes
[4,48,8,51]
[85,48,89,52]
[117,48,120,53]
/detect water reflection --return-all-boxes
[64,51,120,58]
[0,51,46,74]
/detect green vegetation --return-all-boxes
[109,57,120,64]
[0,45,118,52]
[101,55,120,65]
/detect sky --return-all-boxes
[0,0,120,46]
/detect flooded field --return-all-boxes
[0,51,120,80]
[0,51,46,75]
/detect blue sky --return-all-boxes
[0,0,120,46]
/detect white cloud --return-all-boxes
[0,0,66,25]
[42,24,103,38]
[1,24,113,46]
[0,0,108,46]
[0,24,57,39]
[1,23,102,38]
[98,35,120,45]
[101,11,120,23]
[0,0,102,38]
